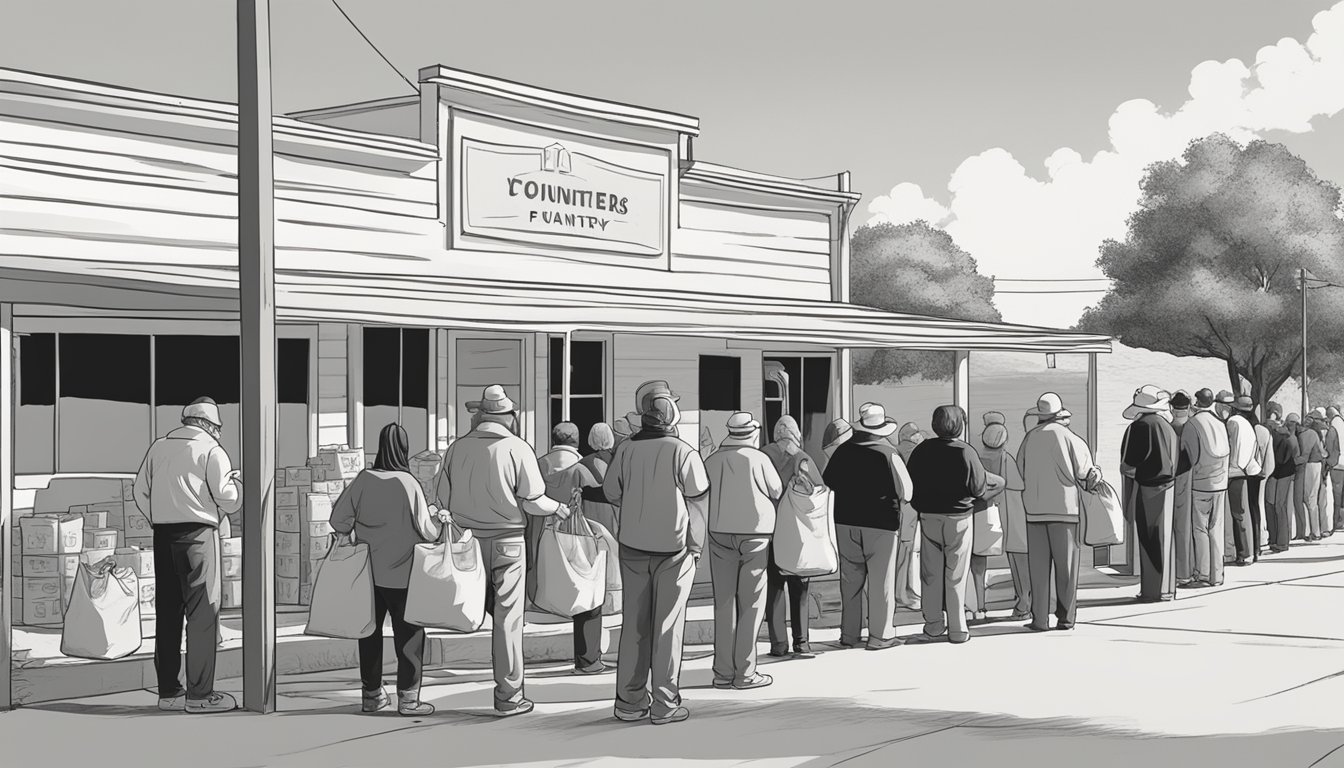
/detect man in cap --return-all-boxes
[822,402,913,650]
[1294,409,1327,541]
[1182,388,1231,587]
[1329,406,1344,531]
[1223,394,1263,567]
[893,422,926,610]
[133,396,242,713]
[584,380,709,725]
[1266,407,1298,553]
[704,412,782,690]
[1018,393,1100,630]
[1248,398,1276,561]
[435,385,575,717]
[1120,386,1179,602]
[1169,391,1196,585]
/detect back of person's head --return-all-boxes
[552,422,580,448]
[773,415,802,445]
[373,422,411,473]
[588,422,615,451]
[982,423,1008,449]
[931,405,965,440]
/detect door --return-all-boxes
[763,356,833,461]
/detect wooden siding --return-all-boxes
[316,323,348,447]
[674,199,833,300]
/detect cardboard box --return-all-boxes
[276,486,300,509]
[23,576,69,602]
[221,580,242,609]
[314,446,364,478]
[277,507,301,533]
[304,533,331,560]
[83,528,119,551]
[276,532,301,556]
[299,583,313,606]
[22,554,81,579]
[124,535,153,551]
[80,510,109,530]
[277,577,301,605]
[23,596,65,626]
[305,494,333,522]
[220,537,242,557]
[114,547,155,577]
[276,554,302,580]
[80,547,117,568]
[88,502,126,531]
[308,520,334,537]
[221,555,242,579]
[285,467,313,487]
[138,577,156,606]
[20,514,84,555]
[123,508,152,537]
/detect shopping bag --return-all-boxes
[531,508,606,617]
[61,557,142,660]
[405,522,486,632]
[773,477,839,578]
[588,519,622,616]
[972,503,1004,557]
[306,533,376,639]
[1081,480,1125,546]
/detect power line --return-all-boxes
[993,277,1112,283]
[995,289,1109,295]
[330,0,418,95]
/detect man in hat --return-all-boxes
[822,402,913,650]
[1294,409,1327,541]
[704,412,782,689]
[1266,407,1298,553]
[436,384,575,717]
[1223,395,1263,567]
[893,422,926,610]
[584,380,709,725]
[133,396,242,713]
[1249,399,1276,561]
[1169,391,1196,585]
[1182,388,1231,587]
[1120,386,1179,601]
[817,418,852,475]
[1018,393,1100,630]
[1329,406,1344,532]
[1313,410,1334,539]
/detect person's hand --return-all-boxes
[227,470,241,483]
[555,503,573,521]
[435,510,453,524]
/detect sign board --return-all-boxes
[461,137,666,256]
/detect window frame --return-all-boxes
[363,326,433,455]
[548,336,609,451]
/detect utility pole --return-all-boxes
[1302,267,1309,418]
[239,0,277,714]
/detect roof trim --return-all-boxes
[681,161,862,207]
[286,95,420,121]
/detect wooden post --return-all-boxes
[0,303,13,711]
[561,330,573,423]
[346,325,363,450]
[953,350,971,440]
[836,172,853,423]
[238,0,277,715]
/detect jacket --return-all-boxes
[763,440,823,487]
[1120,413,1179,488]
[1330,417,1344,470]
[1297,427,1326,466]
[593,431,710,555]
[981,447,1027,553]
[1271,426,1300,480]
[1253,424,1275,480]
[527,446,600,597]
[133,425,242,527]
[704,439,784,535]
[435,422,561,534]
[1180,410,1230,493]
[822,430,913,531]
[1225,414,1262,479]
[330,469,440,589]
[1017,421,1097,523]
[907,437,988,516]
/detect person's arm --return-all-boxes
[1120,423,1144,479]
[1261,432,1276,478]
[433,447,453,509]
[133,450,152,518]
[890,452,915,503]
[1070,433,1100,489]
[681,451,711,558]
[1181,424,1201,474]
[329,475,358,536]
[206,447,243,515]
[409,482,441,542]
[966,447,988,499]
[761,455,784,502]
[1006,452,1026,492]
[516,450,567,517]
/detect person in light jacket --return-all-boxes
[762,415,822,658]
[1329,406,1344,531]
[705,412,783,690]
[1120,386,1179,602]
[580,422,619,535]
[817,419,852,475]
[331,422,442,716]
[893,422,925,610]
[1295,410,1326,541]
[1017,393,1101,631]
[1248,399,1276,562]
[1218,392,1262,567]
[1314,412,1334,539]
[978,420,1029,620]
[1169,392,1196,585]
[134,397,242,714]
[1181,388,1231,587]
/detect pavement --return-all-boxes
[8,539,1344,767]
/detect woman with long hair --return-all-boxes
[330,423,442,716]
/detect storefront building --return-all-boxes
[0,65,1112,708]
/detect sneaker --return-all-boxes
[1023,623,1050,632]
[575,661,607,675]
[902,633,944,645]
[865,636,901,651]
[362,688,390,713]
[495,699,534,718]
[712,679,735,690]
[792,642,812,656]
[157,694,186,712]
[1009,611,1031,621]
[949,635,971,645]
[185,692,237,714]
[398,690,435,717]
[614,707,649,722]
[1056,623,1076,631]
[651,707,690,725]
[733,674,773,690]
[837,638,863,649]
[767,645,789,658]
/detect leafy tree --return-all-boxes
[1078,134,1344,406]
[850,221,1000,384]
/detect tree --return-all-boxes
[850,221,1000,384]
[1078,134,1344,407]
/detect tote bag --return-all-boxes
[61,558,142,660]
[773,478,839,578]
[531,508,607,617]
[405,522,486,632]
[1081,480,1125,546]
[587,519,623,616]
[306,533,376,639]
[972,503,1004,557]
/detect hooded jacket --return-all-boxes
[1180,409,1231,493]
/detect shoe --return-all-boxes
[865,636,901,651]
[974,611,987,622]
[838,638,862,649]
[1056,623,1075,631]
[614,707,649,722]
[712,679,734,690]
[733,674,773,690]
[792,642,812,656]
[1024,623,1050,632]
[949,635,971,645]
[1009,611,1031,621]
[902,633,944,645]
[495,699,533,718]
[362,688,390,713]
[185,692,237,714]
[398,690,435,717]
[767,645,789,658]
[575,661,607,675]
[157,694,186,712]
[1235,559,1249,567]
[1180,580,1209,589]
[651,707,690,725]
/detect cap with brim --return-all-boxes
[1233,396,1256,412]
[183,400,223,427]
[1027,392,1068,419]
[1122,385,1171,421]
[467,384,517,415]
[725,412,762,437]
[856,403,898,437]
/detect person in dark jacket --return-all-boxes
[822,402,913,651]
[1267,409,1299,553]
[1120,386,1179,603]
[904,405,993,645]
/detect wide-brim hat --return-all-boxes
[183,399,223,427]
[636,380,680,414]
[466,384,517,415]
[1309,407,1328,422]
[1027,392,1070,420]
[822,419,853,449]
[856,402,898,437]
[725,411,762,437]
[1123,385,1171,420]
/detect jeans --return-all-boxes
[358,586,425,693]
[1227,478,1254,562]
[919,513,974,641]
[615,546,697,720]
[709,533,771,683]
[1134,482,1175,599]
[766,548,810,652]
[1191,490,1226,585]
[836,525,898,644]
[572,606,604,670]
[1248,476,1265,557]
[1296,465,1321,538]
[895,512,920,607]
[479,531,527,710]
[154,523,221,700]
[1008,552,1031,615]
[1319,471,1333,536]
[1026,521,1079,628]
[1173,473,1194,582]
[1268,476,1293,549]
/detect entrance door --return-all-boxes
[763,356,833,461]
[455,337,524,438]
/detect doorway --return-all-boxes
[763,355,833,461]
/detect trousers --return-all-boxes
[479,532,527,710]
[358,586,425,693]
[919,513,974,642]
[1026,521,1079,628]
[615,546,697,720]
[766,545,810,651]
[1227,478,1254,562]
[1191,490,1226,585]
[837,525,898,644]
[1134,482,1175,599]
[709,533,771,684]
[154,524,221,700]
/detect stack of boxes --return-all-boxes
[16,513,83,626]
[274,445,360,606]
[220,534,242,609]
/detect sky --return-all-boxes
[4,0,1343,329]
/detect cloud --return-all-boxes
[865,2,1344,329]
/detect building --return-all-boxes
[0,64,1112,708]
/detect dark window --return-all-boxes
[19,334,55,406]
[803,357,832,413]
[549,337,564,394]
[154,336,240,405]
[570,341,604,396]
[699,355,741,412]
[278,338,309,405]
[401,328,430,409]
[363,327,401,408]
[60,334,150,403]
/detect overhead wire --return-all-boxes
[330,0,418,95]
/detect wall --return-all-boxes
[316,324,349,447]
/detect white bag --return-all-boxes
[405,523,486,632]
[773,478,838,578]
[973,503,1004,557]
[61,558,142,660]
[1081,480,1125,546]
[531,509,607,617]
[306,533,376,639]
[588,519,622,616]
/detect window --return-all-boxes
[699,355,741,412]
[156,335,241,462]
[60,334,152,473]
[764,355,834,460]
[549,337,606,454]
[364,327,430,456]
[277,338,310,468]
[456,338,523,439]
[17,334,56,474]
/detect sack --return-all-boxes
[61,558,142,660]
[531,509,607,617]
[306,534,376,639]
[773,483,838,578]
[587,519,622,616]
[405,523,486,632]
[973,503,1004,557]
[1081,480,1125,546]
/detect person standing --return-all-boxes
[978,420,1029,621]
[1170,391,1196,586]
[331,423,442,716]
[1267,408,1298,553]
[580,422,619,535]
[817,418,852,475]
[1120,386,1179,602]
[704,412,782,690]
[1295,410,1326,542]
[822,402,913,651]
[584,381,709,726]
[893,422,925,611]
[133,397,242,714]
[762,415,821,658]
[1017,393,1101,631]
[1314,411,1334,539]
[1223,395,1262,567]
[1249,399,1275,562]
[435,385,575,717]
[1182,388,1231,587]
[1329,406,1344,532]
[965,413,1009,622]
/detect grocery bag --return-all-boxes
[405,522,486,632]
[972,503,1004,557]
[306,533,376,639]
[1081,480,1125,546]
[531,508,606,617]
[587,519,622,616]
[773,476,838,578]
[61,558,142,660]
